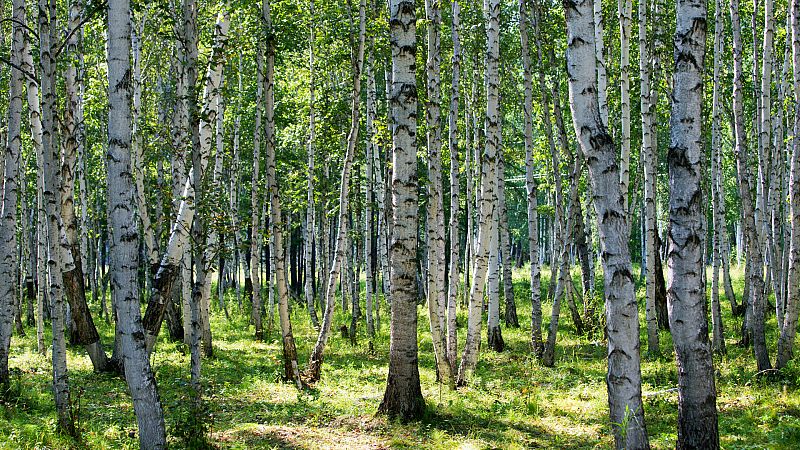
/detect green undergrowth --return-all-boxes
[2,264,799,449]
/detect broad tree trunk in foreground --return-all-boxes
[563,1,649,447]
[107,0,167,446]
[378,0,425,421]
[667,0,720,446]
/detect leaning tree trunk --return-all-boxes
[424,0,454,387]
[777,0,800,370]
[667,0,720,446]
[107,0,168,445]
[306,0,366,383]
[457,0,501,385]
[140,5,230,353]
[61,0,109,372]
[563,1,649,447]
[378,0,425,421]
[263,0,302,389]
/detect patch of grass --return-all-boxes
[1,264,797,448]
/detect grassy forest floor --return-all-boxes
[2,265,800,449]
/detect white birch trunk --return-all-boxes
[667,0,720,445]
[378,0,425,420]
[306,0,366,382]
[457,0,501,385]
[107,0,167,445]
[446,0,461,372]
[563,1,649,446]
[424,0,453,387]
[777,0,800,369]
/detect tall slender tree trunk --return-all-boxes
[305,0,320,330]
[447,0,461,371]
[39,0,74,434]
[378,0,425,420]
[777,0,800,369]
[457,0,501,384]
[730,0,771,371]
[107,0,168,446]
[425,0,454,387]
[520,0,542,358]
[617,0,632,211]
[263,0,302,389]
[640,0,659,354]
[251,47,265,341]
[563,1,649,447]
[710,0,726,355]
[0,0,25,389]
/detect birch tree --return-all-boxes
[446,0,461,371]
[378,0,425,420]
[457,0,501,384]
[667,0,720,445]
[777,0,800,369]
[424,0,453,387]
[563,0,649,446]
[306,0,366,383]
[107,0,168,446]
[263,0,302,389]
[0,0,25,390]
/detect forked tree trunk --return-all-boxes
[378,0,425,421]
[107,0,167,446]
[563,1,649,447]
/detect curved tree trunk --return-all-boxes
[306,0,366,383]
